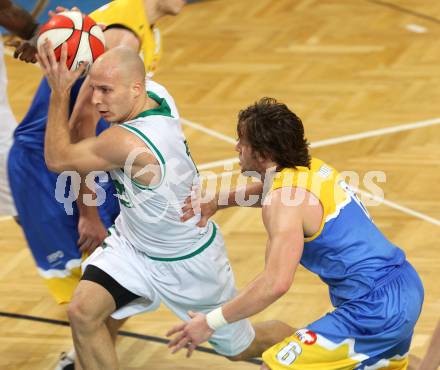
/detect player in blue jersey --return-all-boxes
[168,97,424,369]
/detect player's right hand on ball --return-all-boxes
[36,41,88,94]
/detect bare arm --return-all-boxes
[0,0,38,39]
[168,187,305,353]
[217,181,265,209]
[68,76,109,253]
[38,42,132,175]
[221,188,304,321]
[65,26,140,252]
[181,180,266,227]
[70,25,141,240]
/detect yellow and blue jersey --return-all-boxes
[264,158,423,369]
[272,157,406,307]
[90,0,162,77]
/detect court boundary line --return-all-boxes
[198,170,440,227]
[5,47,439,153]
[0,311,262,365]
[3,49,439,227]
[365,0,440,25]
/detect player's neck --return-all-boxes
[123,95,158,122]
[260,162,278,183]
[145,0,163,26]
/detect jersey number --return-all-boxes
[276,341,302,365]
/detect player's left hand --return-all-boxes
[166,311,214,358]
[36,41,88,95]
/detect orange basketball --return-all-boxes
[37,11,105,71]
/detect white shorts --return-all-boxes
[82,221,255,357]
[0,45,17,216]
[0,107,17,216]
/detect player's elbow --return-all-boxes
[45,158,65,173]
[270,279,291,298]
[264,275,291,301]
[44,152,69,174]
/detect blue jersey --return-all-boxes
[14,77,109,150]
[265,158,423,369]
[9,77,119,303]
[271,158,406,307]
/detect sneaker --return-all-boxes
[54,352,75,370]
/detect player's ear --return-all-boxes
[132,81,143,97]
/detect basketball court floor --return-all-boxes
[1,0,439,369]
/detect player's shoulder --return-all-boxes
[146,80,179,119]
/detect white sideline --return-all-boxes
[196,117,440,170]
[3,48,439,227]
[196,171,440,227]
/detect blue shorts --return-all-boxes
[8,142,120,303]
[262,261,424,369]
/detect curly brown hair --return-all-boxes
[237,97,311,170]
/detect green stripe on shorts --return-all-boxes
[146,222,217,262]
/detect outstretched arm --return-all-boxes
[181,181,266,227]
[168,187,304,355]
[0,0,38,40]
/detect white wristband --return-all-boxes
[206,307,228,331]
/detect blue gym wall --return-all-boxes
[13,0,109,23]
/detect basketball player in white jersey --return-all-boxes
[0,0,39,216]
[37,43,290,369]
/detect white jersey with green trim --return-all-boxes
[110,80,209,259]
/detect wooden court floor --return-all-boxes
[1,0,440,369]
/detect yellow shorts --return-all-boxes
[43,265,83,304]
[262,329,409,370]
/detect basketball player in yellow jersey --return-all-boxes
[168,98,424,369]
[90,0,186,77]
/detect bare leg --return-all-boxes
[107,316,128,343]
[227,320,295,361]
[73,316,127,370]
[415,320,440,370]
[407,354,421,370]
[67,280,118,370]
[261,364,271,370]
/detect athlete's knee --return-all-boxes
[67,293,105,333]
[67,298,97,332]
[260,363,271,370]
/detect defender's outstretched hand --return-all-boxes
[36,41,87,95]
[7,37,38,63]
[9,6,83,64]
[166,311,214,358]
[181,190,219,227]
